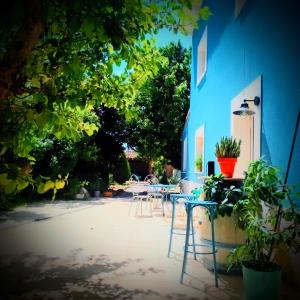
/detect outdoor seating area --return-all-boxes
[128,180,222,289]
[1,1,300,299]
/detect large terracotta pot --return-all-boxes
[217,157,237,178]
[198,208,245,273]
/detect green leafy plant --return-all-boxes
[195,154,203,172]
[228,159,300,272]
[201,174,242,218]
[127,43,191,169]
[215,136,241,158]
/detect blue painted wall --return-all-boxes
[182,0,300,203]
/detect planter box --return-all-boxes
[198,208,245,273]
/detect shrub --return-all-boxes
[112,152,131,184]
[88,178,108,193]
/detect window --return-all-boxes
[197,27,207,86]
[183,138,187,171]
[194,125,204,173]
[235,0,246,18]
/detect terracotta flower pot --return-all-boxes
[103,190,113,197]
[217,157,237,178]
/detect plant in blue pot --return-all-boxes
[228,159,300,300]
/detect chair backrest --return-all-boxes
[180,177,205,194]
[129,174,140,183]
[144,174,159,184]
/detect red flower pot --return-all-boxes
[217,157,237,178]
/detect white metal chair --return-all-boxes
[128,184,153,217]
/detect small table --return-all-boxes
[149,184,177,216]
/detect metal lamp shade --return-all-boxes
[233,103,256,116]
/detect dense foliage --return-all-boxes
[228,159,300,271]
[127,42,191,169]
[111,152,131,184]
[0,0,211,206]
[192,174,242,218]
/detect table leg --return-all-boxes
[191,209,197,260]
[180,203,191,283]
[168,199,176,257]
[210,212,218,287]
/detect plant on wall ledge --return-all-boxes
[195,154,203,172]
[201,174,242,218]
[215,136,241,178]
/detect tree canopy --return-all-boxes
[0,0,211,202]
[127,42,191,169]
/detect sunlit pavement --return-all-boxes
[0,186,245,300]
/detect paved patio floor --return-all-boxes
[0,186,245,299]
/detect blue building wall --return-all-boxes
[182,0,300,203]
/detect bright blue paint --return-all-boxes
[182,0,300,205]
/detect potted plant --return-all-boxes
[215,136,241,178]
[228,159,300,300]
[195,154,203,172]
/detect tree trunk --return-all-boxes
[0,0,44,101]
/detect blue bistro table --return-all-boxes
[149,184,177,216]
[168,194,198,259]
[181,198,218,287]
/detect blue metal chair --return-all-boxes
[168,194,197,259]
[181,198,218,287]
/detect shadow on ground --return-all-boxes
[0,250,205,300]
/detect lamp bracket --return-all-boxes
[243,96,260,106]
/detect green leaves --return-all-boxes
[36,174,68,200]
[127,42,191,168]
[215,136,241,158]
[229,159,300,269]
[0,0,211,205]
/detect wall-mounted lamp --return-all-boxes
[233,96,260,116]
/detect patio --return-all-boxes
[0,185,244,300]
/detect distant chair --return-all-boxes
[129,174,140,183]
[144,174,159,184]
[128,185,152,217]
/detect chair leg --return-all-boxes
[135,197,142,216]
[128,197,135,216]
[161,195,165,216]
[181,204,191,283]
[211,215,218,287]
[167,200,176,257]
[148,196,152,216]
